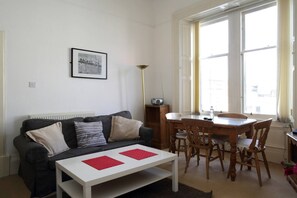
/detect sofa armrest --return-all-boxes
[139,126,153,147]
[13,135,49,164]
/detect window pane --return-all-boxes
[200,20,228,58]
[200,56,228,112]
[244,6,277,50]
[243,49,277,115]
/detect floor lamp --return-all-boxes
[136,65,148,112]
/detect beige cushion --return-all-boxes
[109,116,142,142]
[26,122,70,157]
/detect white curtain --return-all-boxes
[277,0,291,122]
[179,20,193,114]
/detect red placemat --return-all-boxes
[82,156,123,170]
[120,149,157,160]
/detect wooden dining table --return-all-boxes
[166,114,257,181]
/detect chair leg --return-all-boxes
[221,144,225,160]
[239,149,246,171]
[254,152,262,187]
[183,139,188,160]
[261,151,271,179]
[185,146,192,173]
[177,139,181,156]
[196,148,200,166]
[205,149,210,179]
[216,144,224,171]
[227,166,231,178]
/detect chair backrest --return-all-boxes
[165,112,182,120]
[217,113,248,119]
[249,118,273,151]
[182,118,214,148]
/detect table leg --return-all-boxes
[56,166,62,198]
[172,157,178,192]
[83,185,91,198]
[245,126,254,171]
[228,132,238,181]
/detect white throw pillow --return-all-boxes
[26,122,70,157]
[109,116,142,142]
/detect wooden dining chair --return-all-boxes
[214,113,248,159]
[165,112,188,159]
[227,118,273,186]
[182,118,224,179]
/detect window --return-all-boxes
[199,19,229,112]
[198,2,277,116]
[242,5,277,115]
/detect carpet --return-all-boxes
[118,178,212,198]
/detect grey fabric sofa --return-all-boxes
[13,111,153,197]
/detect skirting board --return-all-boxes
[9,154,19,175]
[0,155,10,177]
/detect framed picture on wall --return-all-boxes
[71,48,108,79]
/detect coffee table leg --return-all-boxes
[56,167,62,198]
[172,157,178,192]
[83,186,91,198]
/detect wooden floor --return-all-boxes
[0,152,296,198]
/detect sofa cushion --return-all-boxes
[84,111,132,141]
[26,122,70,157]
[22,117,84,148]
[74,121,107,148]
[109,116,142,142]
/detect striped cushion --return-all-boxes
[74,121,107,148]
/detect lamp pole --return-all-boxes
[136,65,148,111]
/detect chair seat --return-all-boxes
[176,131,187,139]
[237,138,260,150]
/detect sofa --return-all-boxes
[13,111,153,197]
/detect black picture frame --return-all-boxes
[71,48,107,79]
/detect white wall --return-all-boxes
[0,0,203,175]
[150,0,201,110]
[0,0,157,174]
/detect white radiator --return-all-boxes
[265,121,291,163]
[28,112,95,120]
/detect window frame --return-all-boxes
[197,1,277,119]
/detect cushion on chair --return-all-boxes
[237,138,259,149]
[176,131,187,139]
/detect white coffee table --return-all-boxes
[56,144,178,198]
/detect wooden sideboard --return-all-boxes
[145,104,169,149]
[287,132,297,163]
[287,132,297,192]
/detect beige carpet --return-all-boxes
[0,152,296,198]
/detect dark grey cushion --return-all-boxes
[84,111,132,141]
[74,121,107,148]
